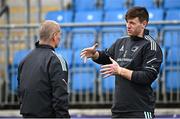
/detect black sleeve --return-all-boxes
[131,42,163,85]
[48,55,70,118]
[93,41,116,65]
[93,50,112,65]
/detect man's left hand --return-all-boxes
[100,57,121,78]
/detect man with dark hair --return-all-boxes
[81,6,163,118]
[17,20,70,118]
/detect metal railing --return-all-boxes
[0,21,180,108]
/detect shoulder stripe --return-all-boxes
[144,35,156,51]
[52,51,67,71]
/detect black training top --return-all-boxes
[94,30,163,115]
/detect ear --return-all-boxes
[142,20,148,28]
[52,33,57,41]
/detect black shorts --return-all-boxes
[112,111,154,118]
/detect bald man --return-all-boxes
[17,20,70,118]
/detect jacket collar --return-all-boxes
[35,41,55,51]
[144,29,149,35]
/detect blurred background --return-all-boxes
[0,0,180,118]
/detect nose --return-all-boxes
[126,23,130,29]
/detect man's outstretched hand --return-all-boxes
[80,43,98,63]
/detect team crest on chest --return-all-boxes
[131,46,139,52]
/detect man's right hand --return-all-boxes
[80,43,99,63]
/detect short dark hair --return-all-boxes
[125,6,149,23]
